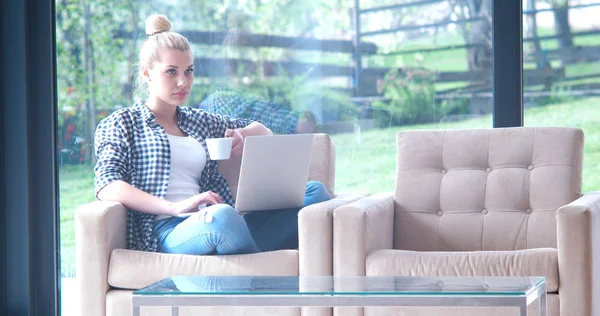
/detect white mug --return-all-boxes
[205,137,233,160]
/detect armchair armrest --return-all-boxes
[333,193,395,276]
[298,192,369,276]
[299,193,368,316]
[557,191,600,316]
[75,201,127,316]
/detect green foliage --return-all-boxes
[245,67,360,122]
[196,72,360,124]
[56,0,144,164]
[532,83,576,107]
[55,0,366,156]
[372,68,467,126]
[56,0,136,113]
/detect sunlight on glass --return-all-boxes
[522,0,600,193]
[53,1,503,315]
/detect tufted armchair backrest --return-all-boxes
[393,127,584,251]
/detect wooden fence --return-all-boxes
[115,0,600,122]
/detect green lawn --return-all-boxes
[331,97,600,194]
[59,164,95,277]
[58,96,600,277]
[369,27,600,95]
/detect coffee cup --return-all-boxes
[205,137,233,160]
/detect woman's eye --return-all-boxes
[185,68,194,75]
[166,69,176,75]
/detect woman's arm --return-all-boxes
[97,181,173,215]
[93,114,224,216]
[97,180,224,216]
[225,121,272,157]
[93,123,177,215]
[239,121,272,137]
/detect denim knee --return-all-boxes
[161,204,260,255]
[204,204,255,237]
[306,180,327,192]
[206,204,242,222]
[304,181,331,206]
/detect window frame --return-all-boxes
[0,0,5,312]
[493,0,524,127]
[1,0,60,315]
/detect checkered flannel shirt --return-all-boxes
[93,101,252,252]
[198,86,299,134]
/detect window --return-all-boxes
[522,0,600,192]
[2,0,542,314]
[55,2,496,313]
[6,1,537,315]
[55,1,497,313]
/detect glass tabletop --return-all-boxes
[134,276,545,296]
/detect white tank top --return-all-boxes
[155,133,207,220]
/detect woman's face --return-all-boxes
[144,48,194,107]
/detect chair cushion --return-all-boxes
[108,249,298,289]
[366,248,558,292]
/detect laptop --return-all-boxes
[234,134,313,212]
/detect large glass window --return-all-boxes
[55,1,494,314]
[522,0,600,192]
[334,1,495,192]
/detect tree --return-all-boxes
[547,0,573,50]
[455,0,493,114]
[56,0,139,164]
[462,0,493,75]
[525,0,544,68]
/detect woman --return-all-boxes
[94,14,331,256]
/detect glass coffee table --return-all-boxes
[133,276,546,316]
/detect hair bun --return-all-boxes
[145,14,172,36]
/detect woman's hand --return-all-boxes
[224,122,272,157]
[225,128,245,157]
[169,191,224,216]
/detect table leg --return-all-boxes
[539,291,547,316]
[172,306,179,316]
[132,306,140,316]
[519,304,527,316]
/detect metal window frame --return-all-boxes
[0,0,5,312]
[1,0,59,315]
[493,0,524,127]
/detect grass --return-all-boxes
[331,114,492,193]
[58,164,95,277]
[331,96,600,194]
[58,96,600,277]
[369,27,600,94]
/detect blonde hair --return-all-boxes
[134,14,192,99]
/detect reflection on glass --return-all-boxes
[136,276,544,296]
[522,0,600,192]
[56,2,495,315]
[198,86,316,135]
[196,29,317,135]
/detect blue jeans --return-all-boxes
[153,181,331,255]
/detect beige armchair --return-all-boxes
[75,133,367,316]
[333,127,599,316]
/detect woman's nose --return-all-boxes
[177,76,187,87]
